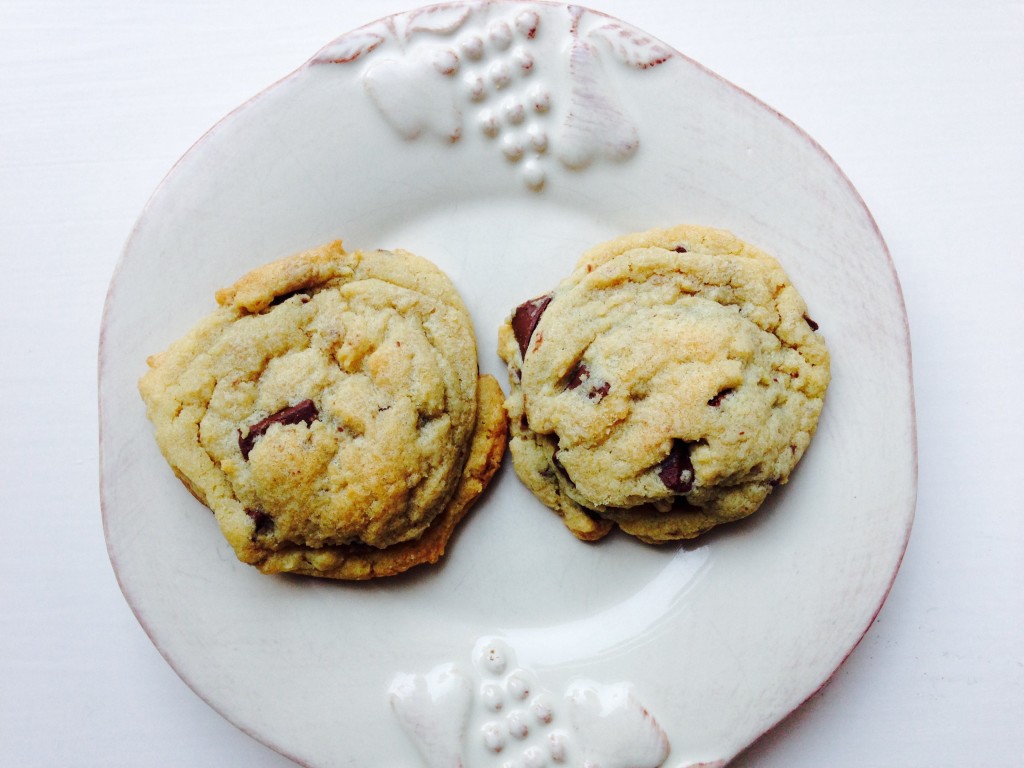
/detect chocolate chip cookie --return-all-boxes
[139,241,506,579]
[498,225,830,543]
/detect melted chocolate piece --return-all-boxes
[511,295,552,358]
[804,314,820,331]
[658,440,695,493]
[239,399,319,460]
[673,245,688,253]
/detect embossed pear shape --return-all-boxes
[389,664,472,768]
[556,35,639,170]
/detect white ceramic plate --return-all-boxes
[100,2,916,766]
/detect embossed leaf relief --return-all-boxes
[405,4,475,36]
[388,638,670,768]
[589,23,676,70]
[312,2,671,191]
[316,30,386,64]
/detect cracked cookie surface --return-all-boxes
[498,225,830,543]
[140,241,506,579]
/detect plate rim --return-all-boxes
[98,2,918,765]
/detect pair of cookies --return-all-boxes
[140,227,829,579]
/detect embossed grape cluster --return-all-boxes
[429,10,553,190]
[478,642,571,767]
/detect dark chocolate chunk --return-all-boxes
[658,440,695,493]
[239,399,319,460]
[673,245,688,253]
[804,314,819,331]
[567,362,610,402]
[511,295,552,358]
[588,380,610,401]
[708,388,734,407]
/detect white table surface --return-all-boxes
[2,1,1021,765]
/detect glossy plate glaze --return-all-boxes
[99,2,916,766]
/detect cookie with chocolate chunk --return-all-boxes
[140,241,506,579]
[498,225,830,543]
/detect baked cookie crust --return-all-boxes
[498,225,829,543]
